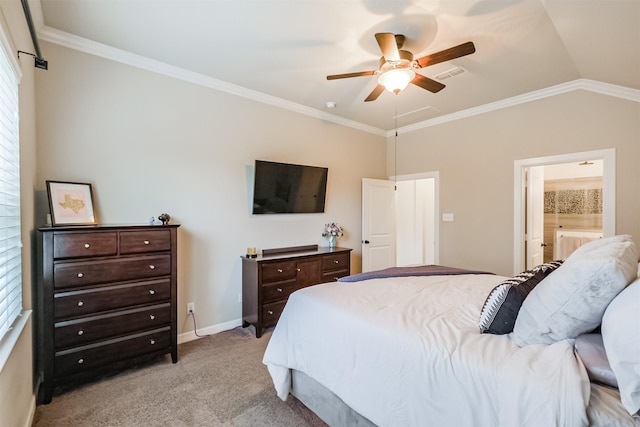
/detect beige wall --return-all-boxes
[391,90,639,276]
[35,42,387,335]
[0,1,38,426]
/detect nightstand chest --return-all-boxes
[35,224,179,404]
[242,245,351,338]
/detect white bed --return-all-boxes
[263,236,640,427]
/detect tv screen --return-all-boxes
[252,160,328,214]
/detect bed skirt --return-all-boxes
[291,369,376,427]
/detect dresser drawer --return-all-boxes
[54,255,171,289]
[322,253,350,272]
[261,261,297,283]
[262,301,287,327]
[321,270,349,283]
[55,303,171,349]
[120,230,171,254]
[53,232,117,259]
[262,280,300,303]
[55,327,171,377]
[54,279,170,319]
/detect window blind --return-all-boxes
[0,41,21,343]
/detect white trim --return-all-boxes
[0,7,22,81]
[0,310,31,374]
[37,26,386,137]
[178,317,243,344]
[393,80,640,137]
[513,149,615,274]
[390,171,440,265]
[35,24,639,138]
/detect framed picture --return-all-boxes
[46,180,97,226]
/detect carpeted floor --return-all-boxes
[32,326,327,427]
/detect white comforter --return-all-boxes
[263,274,591,427]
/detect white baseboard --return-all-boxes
[178,318,243,344]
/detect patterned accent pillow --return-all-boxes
[479,261,563,335]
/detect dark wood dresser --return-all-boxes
[35,224,179,404]
[242,245,351,338]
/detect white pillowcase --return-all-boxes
[601,277,640,417]
[512,235,637,347]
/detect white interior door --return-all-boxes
[526,166,544,269]
[362,178,396,272]
[396,178,436,266]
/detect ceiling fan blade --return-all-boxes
[375,33,400,63]
[326,70,376,80]
[411,74,446,93]
[415,41,476,68]
[364,85,385,102]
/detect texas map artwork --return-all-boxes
[55,190,87,217]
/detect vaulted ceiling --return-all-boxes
[33,0,640,133]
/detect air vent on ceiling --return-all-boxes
[434,66,467,81]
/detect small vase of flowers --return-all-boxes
[322,222,344,248]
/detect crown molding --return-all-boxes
[392,79,640,137]
[37,26,386,137]
[36,26,637,140]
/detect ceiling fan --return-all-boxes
[327,33,476,102]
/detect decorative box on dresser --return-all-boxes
[242,245,351,338]
[35,224,180,404]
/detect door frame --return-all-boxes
[513,148,615,274]
[390,171,440,265]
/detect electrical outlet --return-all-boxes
[187,302,195,314]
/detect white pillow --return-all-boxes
[512,235,637,347]
[601,277,640,416]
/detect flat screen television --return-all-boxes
[252,160,328,214]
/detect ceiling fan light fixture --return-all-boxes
[378,68,415,94]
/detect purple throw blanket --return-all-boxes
[338,264,494,282]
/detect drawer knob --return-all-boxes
[150,314,155,320]
[77,273,84,278]
[77,301,84,307]
[276,288,283,293]
[334,260,339,264]
[268,310,274,315]
[277,268,283,273]
[334,277,339,281]
[149,290,155,295]
[84,243,90,249]
[149,265,155,270]
[78,358,84,364]
[150,339,155,345]
[296,268,301,272]
[77,330,84,335]
[144,240,150,245]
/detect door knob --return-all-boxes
[362,240,370,244]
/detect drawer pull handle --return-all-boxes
[77,330,84,335]
[149,265,155,270]
[334,260,339,264]
[84,243,90,249]
[144,240,150,245]
[150,314,155,320]
[150,339,155,345]
[268,310,274,315]
[78,358,84,364]
[277,268,283,273]
[77,301,84,307]
[296,268,301,272]
[276,288,283,293]
[77,273,84,278]
[149,290,156,295]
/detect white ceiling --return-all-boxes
[33,0,640,133]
